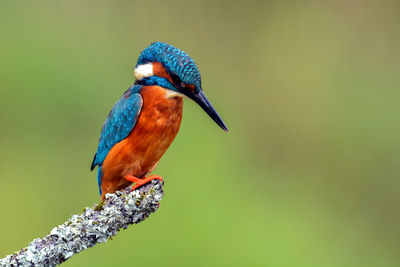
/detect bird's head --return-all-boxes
[134,42,228,132]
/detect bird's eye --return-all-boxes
[170,73,186,88]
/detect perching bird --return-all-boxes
[91,42,228,199]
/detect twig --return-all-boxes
[0,180,164,267]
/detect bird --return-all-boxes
[91,42,228,200]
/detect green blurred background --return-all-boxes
[1,1,400,266]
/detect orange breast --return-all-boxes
[100,85,183,197]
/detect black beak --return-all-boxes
[188,90,228,132]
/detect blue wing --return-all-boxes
[91,86,143,171]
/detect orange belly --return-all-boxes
[100,85,183,198]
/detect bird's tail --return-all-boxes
[97,167,103,196]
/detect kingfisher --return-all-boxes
[91,42,228,199]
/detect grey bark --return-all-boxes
[0,180,164,267]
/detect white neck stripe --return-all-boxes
[134,63,154,80]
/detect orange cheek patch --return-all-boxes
[186,84,196,93]
[152,62,173,84]
[152,62,196,93]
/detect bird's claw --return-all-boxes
[124,174,163,191]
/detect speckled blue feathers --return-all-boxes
[91,85,143,172]
[137,42,202,90]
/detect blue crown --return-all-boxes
[136,42,202,89]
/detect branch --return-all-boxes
[0,180,164,267]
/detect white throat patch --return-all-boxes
[134,63,154,80]
[165,89,186,99]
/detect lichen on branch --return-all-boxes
[0,180,164,267]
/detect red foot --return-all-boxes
[124,174,163,191]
